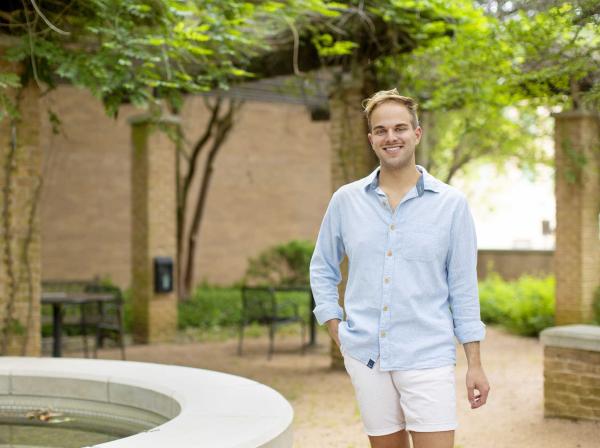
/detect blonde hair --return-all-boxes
[363,89,419,130]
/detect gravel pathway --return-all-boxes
[92,326,600,447]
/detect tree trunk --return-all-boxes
[327,67,378,370]
[178,96,242,298]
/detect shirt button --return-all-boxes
[383,305,389,311]
[390,224,395,231]
[384,277,390,284]
[381,331,386,337]
[387,250,392,257]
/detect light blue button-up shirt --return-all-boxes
[310,165,485,371]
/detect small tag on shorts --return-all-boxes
[367,359,375,369]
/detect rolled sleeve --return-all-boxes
[310,192,345,326]
[447,195,486,344]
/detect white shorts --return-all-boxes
[343,351,457,436]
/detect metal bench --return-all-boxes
[238,286,306,359]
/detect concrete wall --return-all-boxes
[478,249,554,280]
[40,86,331,288]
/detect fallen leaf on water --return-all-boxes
[25,409,64,422]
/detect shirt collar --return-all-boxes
[363,165,441,196]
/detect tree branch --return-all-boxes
[176,95,222,265]
[284,17,304,77]
[180,96,222,214]
[445,151,473,184]
[29,0,70,35]
[444,119,472,183]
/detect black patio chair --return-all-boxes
[84,282,126,360]
[238,286,306,359]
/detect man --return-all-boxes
[310,89,490,448]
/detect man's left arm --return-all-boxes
[447,195,490,409]
[463,341,490,409]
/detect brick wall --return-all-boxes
[544,346,600,421]
[40,87,134,286]
[39,86,331,288]
[181,95,332,286]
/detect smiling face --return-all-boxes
[367,101,422,172]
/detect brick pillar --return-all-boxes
[0,48,42,355]
[327,76,378,369]
[554,111,600,324]
[130,114,179,343]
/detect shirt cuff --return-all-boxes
[313,303,344,326]
[454,321,486,344]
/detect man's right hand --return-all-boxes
[326,319,341,348]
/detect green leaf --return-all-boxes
[0,73,21,89]
[230,68,254,77]
[147,37,166,46]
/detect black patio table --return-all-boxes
[41,291,118,357]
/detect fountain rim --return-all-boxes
[0,357,293,448]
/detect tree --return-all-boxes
[1,0,265,115]
[175,0,477,296]
[372,0,600,183]
[0,0,297,352]
[503,1,600,109]
[373,7,544,182]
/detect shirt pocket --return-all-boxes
[398,231,441,262]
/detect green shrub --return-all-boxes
[479,274,555,337]
[478,274,515,325]
[178,285,312,330]
[178,286,242,330]
[244,240,315,287]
